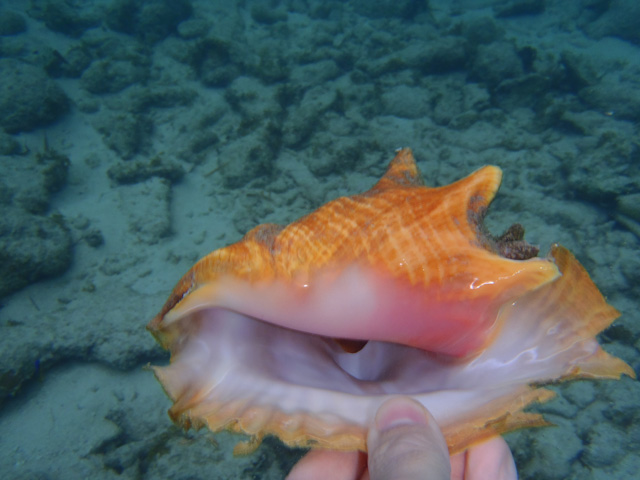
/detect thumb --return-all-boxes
[367,397,451,480]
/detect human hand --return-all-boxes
[286,397,517,480]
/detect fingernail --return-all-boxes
[375,397,429,431]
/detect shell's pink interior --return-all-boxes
[163,260,553,358]
[157,262,603,434]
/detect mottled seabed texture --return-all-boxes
[0,0,639,479]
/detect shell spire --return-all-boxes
[370,147,425,190]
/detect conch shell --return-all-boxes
[148,148,634,455]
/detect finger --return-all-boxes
[286,449,366,480]
[468,436,517,480]
[367,397,451,480]
[450,436,517,480]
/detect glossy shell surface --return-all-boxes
[148,148,633,454]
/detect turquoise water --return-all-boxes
[0,1,638,478]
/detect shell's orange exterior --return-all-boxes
[150,148,557,357]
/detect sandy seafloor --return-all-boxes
[1,0,639,478]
